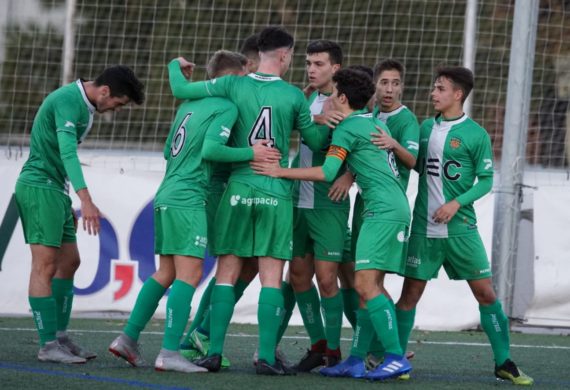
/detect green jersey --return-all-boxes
[331,111,410,224]
[412,115,494,237]
[292,91,349,210]
[168,60,328,198]
[154,97,238,208]
[18,80,95,193]
[373,105,419,190]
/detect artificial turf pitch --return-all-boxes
[0,316,569,389]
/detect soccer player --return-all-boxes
[108,51,280,373]
[395,66,533,385]
[252,68,412,381]
[167,26,329,375]
[363,59,420,365]
[180,35,264,368]
[288,39,348,372]
[15,66,144,363]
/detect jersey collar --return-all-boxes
[434,112,468,126]
[75,79,96,114]
[374,104,406,119]
[248,73,281,82]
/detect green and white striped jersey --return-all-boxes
[292,91,349,210]
[411,115,494,238]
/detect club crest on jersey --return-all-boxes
[450,137,461,149]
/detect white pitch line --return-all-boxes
[1,327,569,350]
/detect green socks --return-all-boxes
[396,306,416,353]
[124,277,166,341]
[350,308,375,359]
[367,294,403,356]
[29,296,57,346]
[321,292,343,350]
[480,300,511,365]
[295,286,326,345]
[341,288,359,330]
[199,277,249,336]
[276,281,296,344]
[208,285,235,356]
[51,278,74,332]
[162,280,195,350]
[258,287,284,365]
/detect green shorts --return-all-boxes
[214,181,292,260]
[350,192,365,259]
[403,233,492,281]
[292,207,349,262]
[354,218,409,273]
[206,191,223,253]
[154,205,207,258]
[15,182,76,247]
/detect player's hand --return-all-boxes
[313,111,346,129]
[370,126,398,150]
[72,207,78,233]
[250,160,282,178]
[176,57,195,79]
[252,140,281,163]
[77,189,100,235]
[432,200,461,224]
[303,84,316,98]
[328,170,354,202]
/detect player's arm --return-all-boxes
[168,59,231,100]
[202,105,281,163]
[55,106,100,234]
[251,145,347,182]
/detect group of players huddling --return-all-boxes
[15,25,533,385]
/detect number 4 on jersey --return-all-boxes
[249,106,274,147]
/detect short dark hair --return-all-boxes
[240,33,260,57]
[94,65,145,105]
[332,69,375,110]
[207,50,247,78]
[347,64,373,79]
[257,26,294,52]
[306,40,343,65]
[373,59,405,83]
[435,66,474,103]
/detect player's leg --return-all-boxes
[16,183,85,364]
[256,256,294,375]
[356,221,411,380]
[444,233,533,385]
[253,192,295,375]
[194,254,243,372]
[289,208,327,370]
[198,259,258,339]
[314,259,343,364]
[155,254,207,373]
[53,242,97,359]
[110,204,186,366]
[183,188,226,344]
[395,234,441,354]
[109,255,174,366]
[309,208,348,366]
[338,261,358,330]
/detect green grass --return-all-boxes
[0,316,569,389]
